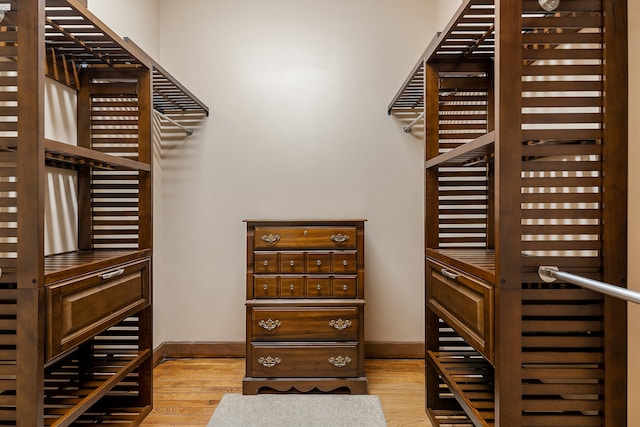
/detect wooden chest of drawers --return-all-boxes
[243,220,367,394]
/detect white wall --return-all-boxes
[87,0,160,60]
[44,80,78,256]
[436,0,463,31]
[152,0,435,345]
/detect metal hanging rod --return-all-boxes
[538,266,640,305]
[153,109,194,136]
[403,112,424,133]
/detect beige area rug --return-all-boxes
[207,394,387,427]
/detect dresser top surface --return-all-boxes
[244,219,367,226]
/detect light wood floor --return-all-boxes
[140,358,432,427]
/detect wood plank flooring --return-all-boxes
[140,358,432,427]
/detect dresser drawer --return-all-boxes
[254,227,357,249]
[332,276,358,298]
[254,276,279,298]
[332,251,358,274]
[305,276,332,297]
[279,276,305,298]
[251,307,359,341]
[427,260,494,361]
[46,258,150,361]
[251,343,360,378]
[254,252,278,274]
[279,252,305,274]
[306,252,332,274]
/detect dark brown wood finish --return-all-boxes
[389,0,628,425]
[243,220,367,394]
[7,1,208,424]
[602,1,628,425]
[493,1,524,424]
[16,1,46,425]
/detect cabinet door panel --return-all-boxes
[46,258,150,361]
[427,261,494,361]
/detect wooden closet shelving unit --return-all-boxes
[389,0,627,426]
[1,1,208,425]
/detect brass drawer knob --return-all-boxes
[263,283,269,290]
[257,356,281,368]
[289,283,295,291]
[342,259,348,266]
[329,318,352,331]
[330,233,349,244]
[258,318,281,331]
[342,284,348,291]
[316,284,322,291]
[290,260,295,266]
[261,234,280,244]
[328,355,352,368]
[316,259,322,266]
[263,259,269,266]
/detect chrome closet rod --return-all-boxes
[538,265,640,305]
[153,109,194,136]
[403,112,424,133]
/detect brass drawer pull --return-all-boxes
[258,356,281,368]
[342,259,348,266]
[263,283,269,290]
[329,318,352,331]
[330,233,349,244]
[316,284,322,291]
[261,234,280,244]
[258,319,281,331]
[290,260,295,266]
[289,283,295,291]
[328,355,352,368]
[441,268,460,280]
[100,268,125,280]
[263,259,269,266]
[316,259,322,266]
[342,284,348,291]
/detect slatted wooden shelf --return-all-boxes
[387,0,495,114]
[121,38,210,116]
[43,0,208,116]
[427,409,474,427]
[44,0,145,68]
[427,350,495,427]
[70,405,151,425]
[44,139,151,171]
[43,346,151,426]
[387,60,424,114]
[152,64,209,115]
